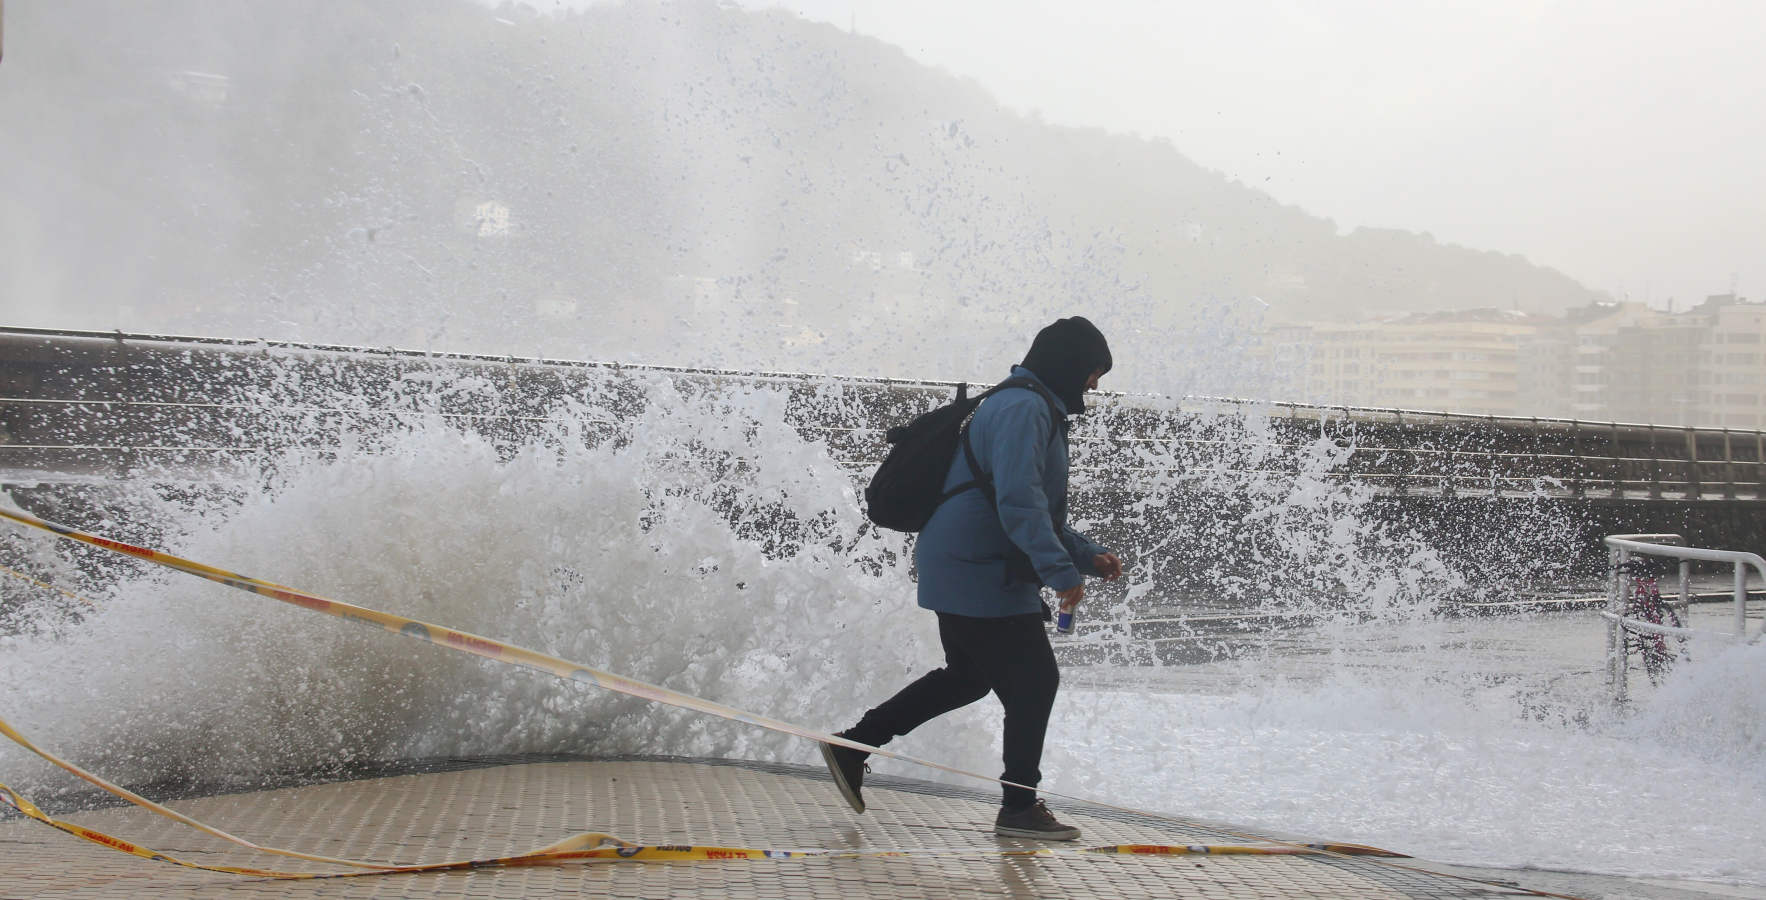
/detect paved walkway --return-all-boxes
[2,758,1537,899]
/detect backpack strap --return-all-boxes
[950,377,1065,505]
[958,378,1066,591]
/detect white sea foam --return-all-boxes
[0,371,1757,889]
[1042,665,1765,885]
[0,377,958,788]
[3,1,1752,889]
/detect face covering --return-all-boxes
[1019,316,1113,415]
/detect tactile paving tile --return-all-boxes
[0,759,1533,899]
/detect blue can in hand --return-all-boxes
[1055,608,1076,634]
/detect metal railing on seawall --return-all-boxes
[1603,533,1765,702]
[6,325,1766,502]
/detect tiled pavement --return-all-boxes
[1,758,1537,899]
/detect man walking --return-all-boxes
[823,316,1123,840]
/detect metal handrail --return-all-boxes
[6,327,1766,500]
[11,324,1766,433]
[1602,533,1764,701]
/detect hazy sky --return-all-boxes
[756,0,1763,309]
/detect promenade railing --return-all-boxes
[1603,533,1765,702]
[5,327,1766,500]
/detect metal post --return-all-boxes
[1724,428,1737,500]
[114,332,132,479]
[1679,559,1692,620]
[1648,424,1662,499]
[1735,560,1748,638]
[1488,414,1500,497]
[1570,419,1587,498]
[1684,427,1702,499]
[1608,547,1627,702]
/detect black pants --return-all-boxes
[845,611,1059,810]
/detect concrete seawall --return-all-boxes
[4,326,1763,588]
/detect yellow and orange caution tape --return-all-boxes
[2,506,1594,898]
[0,562,94,606]
[0,767,1395,882]
[0,506,1111,814]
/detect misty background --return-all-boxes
[776,0,1763,309]
[1,0,1760,419]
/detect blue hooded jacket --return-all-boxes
[914,366,1111,618]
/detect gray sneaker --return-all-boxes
[994,800,1081,841]
[819,739,869,813]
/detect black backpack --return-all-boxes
[864,377,1060,533]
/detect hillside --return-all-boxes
[0,0,1604,386]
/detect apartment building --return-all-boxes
[1259,295,1762,425]
[1262,308,1542,417]
[1691,295,1766,428]
[1558,301,1666,421]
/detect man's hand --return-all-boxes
[1092,553,1123,581]
[1056,583,1084,612]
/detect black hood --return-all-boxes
[1020,316,1112,415]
